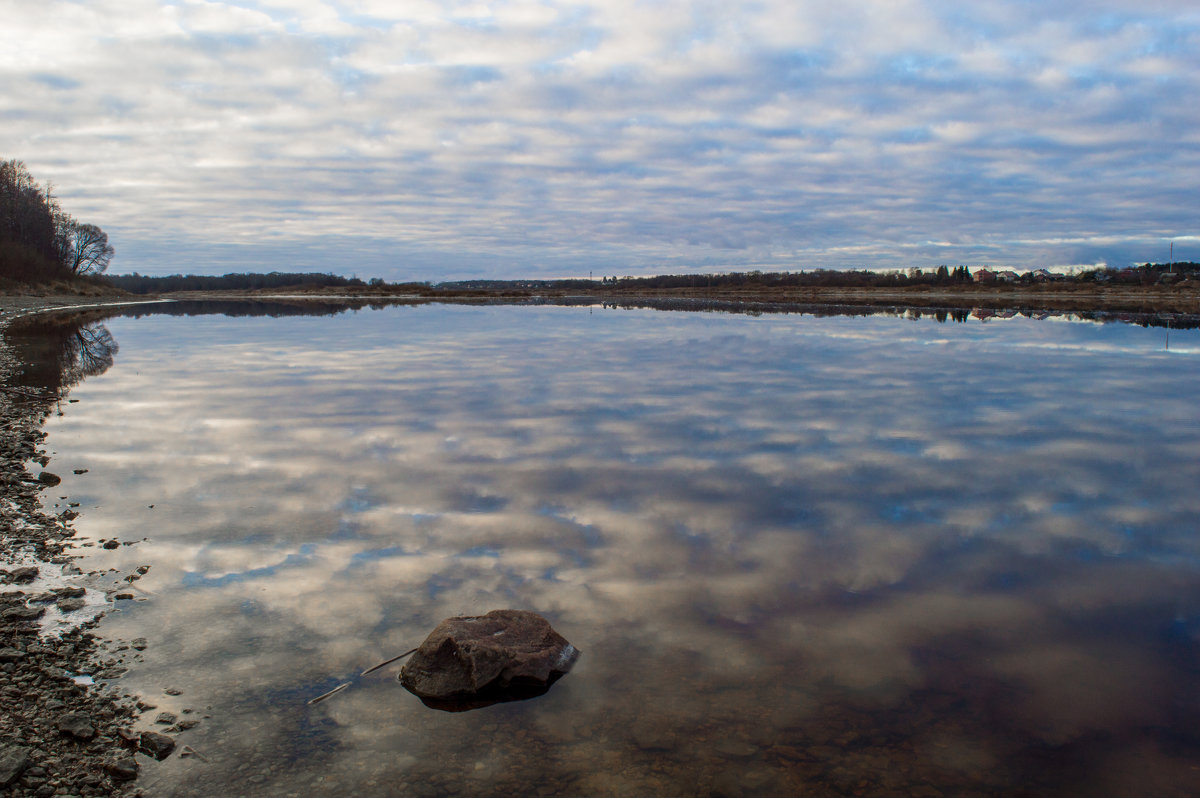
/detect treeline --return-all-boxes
[589,265,976,290]
[442,263,1195,293]
[442,266,976,292]
[1082,262,1200,284]
[0,159,113,284]
[106,272,435,295]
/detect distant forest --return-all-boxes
[109,261,1200,295]
[0,159,114,284]
[107,272,436,294]
[441,262,1199,291]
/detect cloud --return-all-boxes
[2,1,1198,278]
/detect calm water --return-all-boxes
[20,301,1200,797]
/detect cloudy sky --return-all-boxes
[3,1,1198,280]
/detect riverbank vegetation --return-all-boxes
[107,262,1199,297]
[106,271,438,295]
[0,160,114,289]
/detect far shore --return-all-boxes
[142,281,1200,316]
[4,279,1200,319]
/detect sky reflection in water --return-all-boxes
[39,304,1200,797]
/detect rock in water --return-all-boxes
[139,731,176,760]
[106,757,139,782]
[400,609,579,710]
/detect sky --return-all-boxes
[2,0,1198,281]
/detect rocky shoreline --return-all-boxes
[0,296,167,798]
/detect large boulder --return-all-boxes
[400,609,579,711]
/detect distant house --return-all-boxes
[973,268,995,283]
[1031,269,1054,281]
[996,270,1019,282]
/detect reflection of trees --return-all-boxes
[68,324,117,385]
[550,296,1200,330]
[3,314,119,397]
[5,296,1195,400]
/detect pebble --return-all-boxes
[57,598,86,613]
[0,745,30,786]
[56,712,95,741]
[106,757,139,781]
[139,731,177,760]
[714,740,760,759]
[0,647,26,662]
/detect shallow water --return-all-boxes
[26,301,1200,796]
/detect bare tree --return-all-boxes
[62,219,114,275]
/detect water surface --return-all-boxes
[28,302,1200,796]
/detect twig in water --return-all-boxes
[307,681,351,706]
[360,647,417,676]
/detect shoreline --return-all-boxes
[154,281,1200,315]
[1,294,165,798]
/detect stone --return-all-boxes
[714,739,759,759]
[130,638,147,650]
[10,566,38,583]
[139,731,176,760]
[58,712,96,740]
[57,597,86,612]
[399,609,579,709]
[0,745,30,786]
[0,647,25,662]
[2,605,44,621]
[36,472,61,486]
[54,586,85,598]
[102,540,120,550]
[154,712,177,725]
[106,757,139,781]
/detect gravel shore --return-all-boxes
[1,295,163,798]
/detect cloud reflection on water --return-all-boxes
[39,304,1200,796]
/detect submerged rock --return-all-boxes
[106,756,139,782]
[139,731,176,760]
[400,609,579,711]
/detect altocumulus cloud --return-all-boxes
[2,0,1198,278]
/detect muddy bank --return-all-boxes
[0,296,162,798]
